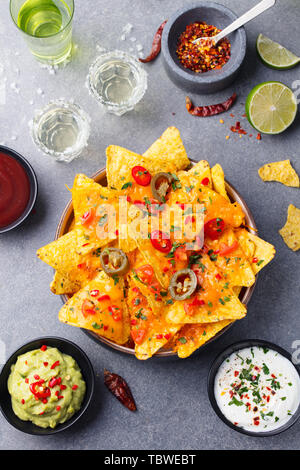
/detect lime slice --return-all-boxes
[245,81,297,135]
[257,34,300,70]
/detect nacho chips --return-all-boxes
[279,204,300,251]
[59,271,130,345]
[37,127,275,359]
[258,160,299,187]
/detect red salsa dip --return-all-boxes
[0,152,30,228]
[176,21,231,73]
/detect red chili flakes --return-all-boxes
[230,121,247,135]
[252,257,258,263]
[40,345,47,352]
[253,417,260,426]
[176,21,231,73]
[256,133,262,140]
[164,333,171,340]
[215,273,222,280]
[234,370,239,377]
[50,361,60,370]
[56,406,61,411]
[43,362,48,367]
[21,399,25,404]
[72,385,78,391]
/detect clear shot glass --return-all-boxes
[87,50,147,116]
[30,99,90,162]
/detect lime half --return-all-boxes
[257,34,300,70]
[246,82,297,135]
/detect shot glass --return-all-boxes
[30,100,90,162]
[10,0,74,65]
[87,50,147,116]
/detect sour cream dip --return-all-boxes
[214,346,300,432]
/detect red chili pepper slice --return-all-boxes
[29,381,51,400]
[186,93,237,117]
[80,208,95,225]
[204,218,225,240]
[82,299,96,318]
[218,240,238,256]
[104,369,137,412]
[131,328,147,345]
[131,166,151,186]
[150,230,172,253]
[139,20,167,63]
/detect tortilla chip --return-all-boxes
[165,253,247,324]
[72,174,118,255]
[232,286,242,297]
[166,292,246,324]
[169,173,245,228]
[37,229,103,286]
[205,228,256,287]
[72,174,113,222]
[179,160,212,188]
[130,249,167,313]
[143,127,190,172]
[106,127,189,190]
[59,271,130,345]
[258,160,299,187]
[127,279,181,360]
[279,204,300,251]
[211,164,230,201]
[235,229,276,273]
[50,272,80,295]
[173,320,232,358]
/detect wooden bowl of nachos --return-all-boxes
[37,127,275,359]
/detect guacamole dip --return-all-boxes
[7,346,86,429]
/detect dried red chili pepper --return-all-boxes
[185,93,237,117]
[139,20,167,63]
[104,369,136,411]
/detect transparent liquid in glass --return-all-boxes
[95,60,137,105]
[17,0,71,37]
[31,101,90,162]
[39,108,79,153]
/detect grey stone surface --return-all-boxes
[0,0,300,450]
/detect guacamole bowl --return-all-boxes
[0,337,95,435]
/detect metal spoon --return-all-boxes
[193,0,276,46]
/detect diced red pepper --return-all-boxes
[40,345,47,352]
[98,294,111,302]
[90,289,100,297]
[201,177,210,186]
[80,208,95,225]
[72,384,78,390]
[50,361,60,370]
